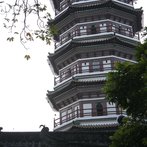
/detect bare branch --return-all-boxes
[0,0,53,50]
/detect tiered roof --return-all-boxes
[49,0,142,32]
[48,35,138,74]
[47,79,105,111]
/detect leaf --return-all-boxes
[3,23,7,28]
[26,32,31,37]
[34,3,40,7]
[24,55,31,60]
[12,18,18,23]
[26,32,34,41]
[14,32,19,34]
[4,18,10,22]
[7,37,14,42]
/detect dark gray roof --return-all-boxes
[50,0,61,10]
[48,35,138,75]
[50,0,142,32]
[0,128,116,147]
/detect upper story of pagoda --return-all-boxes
[56,0,134,15]
[48,0,142,78]
[51,0,135,13]
[47,0,143,131]
[49,0,142,51]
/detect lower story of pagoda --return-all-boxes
[54,106,125,131]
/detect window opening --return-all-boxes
[96,103,103,116]
[103,60,111,71]
[74,106,80,118]
[67,108,72,120]
[81,62,89,73]
[83,103,92,116]
[61,111,66,123]
[91,25,97,34]
[80,26,87,35]
[92,60,100,72]
[100,23,107,33]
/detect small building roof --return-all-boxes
[0,132,41,142]
[0,129,115,147]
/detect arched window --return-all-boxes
[91,25,97,34]
[96,103,103,116]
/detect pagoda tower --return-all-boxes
[47,0,142,131]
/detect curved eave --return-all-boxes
[48,36,138,74]
[50,0,60,10]
[47,79,105,111]
[48,53,58,75]
[68,123,118,131]
[135,8,143,32]
[51,0,143,31]
[47,90,59,111]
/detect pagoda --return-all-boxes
[47,0,143,131]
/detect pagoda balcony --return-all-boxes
[54,107,126,128]
[58,0,133,15]
[55,20,139,49]
[55,61,113,86]
[54,56,135,86]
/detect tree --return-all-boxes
[110,122,147,147]
[104,40,147,146]
[0,0,57,60]
[104,42,147,121]
[0,0,57,49]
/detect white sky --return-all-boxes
[0,0,146,132]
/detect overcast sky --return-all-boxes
[0,0,146,132]
[0,0,55,132]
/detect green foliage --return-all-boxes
[104,42,147,120]
[35,24,58,45]
[105,40,147,147]
[110,122,147,147]
[142,137,147,146]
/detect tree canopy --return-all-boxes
[104,42,147,121]
[104,40,147,146]
[110,122,147,147]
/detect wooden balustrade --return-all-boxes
[59,0,133,12]
[54,61,114,85]
[55,24,139,49]
[54,107,126,127]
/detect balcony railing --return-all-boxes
[58,0,133,14]
[54,55,135,85]
[55,61,113,85]
[55,21,139,49]
[54,107,126,127]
